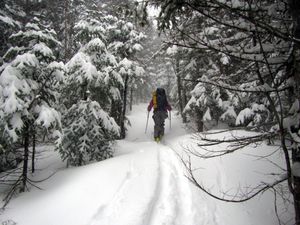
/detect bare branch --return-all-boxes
[183,155,287,203]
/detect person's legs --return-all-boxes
[158,115,164,138]
[153,112,160,139]
[153,111,168,141]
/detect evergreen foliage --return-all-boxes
[61,9,121,164]
[0,0,149,203]
[0,18,63,193]
[0,19,62,142]
[144,0,300,223]
[0,0,299,223]
[57,99,119,166]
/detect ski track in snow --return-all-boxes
[148,145,195,225]
[87,143,196,225]
[86,105,198,225]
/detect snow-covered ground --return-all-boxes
[0,104,294,225]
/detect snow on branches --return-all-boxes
[57,99,120,166]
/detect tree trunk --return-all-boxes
[196,108,204,132]
[130,88,133,111]
[295,175,300,225]
[81,80,88,100]
[31,127,36,174]
[287,40,300,225]
[292,63,300,225]
[175,57,185,122]
[182,80,187,123]
[64,0,70,61]
[110,99,121,125]
[120,74,129,139]
[20,122,30,192]
[289,1,300,223]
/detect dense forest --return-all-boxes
[0,0,300,224]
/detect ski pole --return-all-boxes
[145,110,150,133]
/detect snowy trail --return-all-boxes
[148,146,195,225]
[88,147,159,225]
[87,145,196,225]
[88,144,195,225]
[1,104,288,225]
[0,104,209,225]
[87,105,197,225]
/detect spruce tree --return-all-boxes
[60,9,121,165]
[58,98,119,166]
[0,18,63,192]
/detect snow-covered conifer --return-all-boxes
[64,14,123,109]
[58,99,119,166]
[0,19,63,191]
[107,18,146,137]
[61,12,122,165]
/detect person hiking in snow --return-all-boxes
[147,88,172,142]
